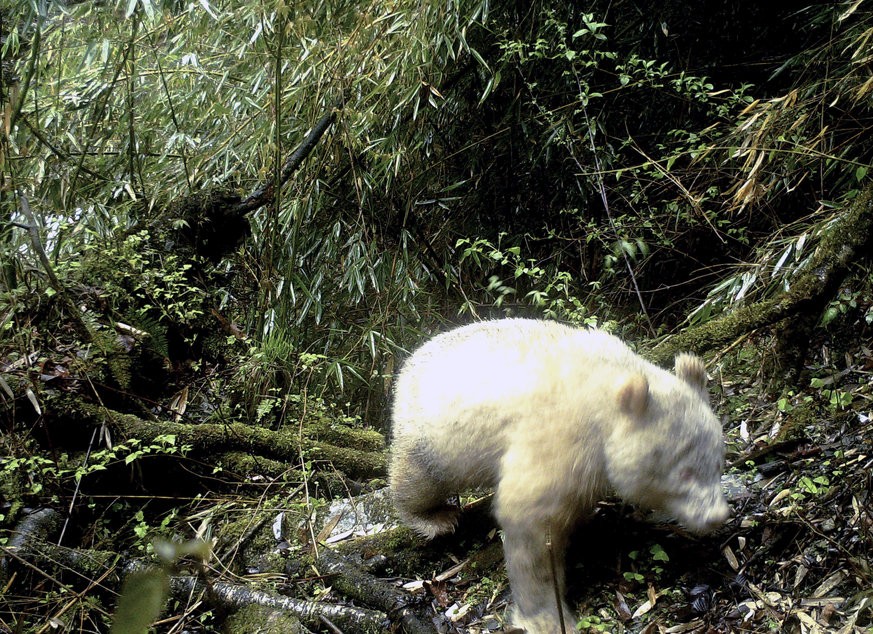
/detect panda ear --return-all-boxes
[618,374,650,419]
[675,353,707,391]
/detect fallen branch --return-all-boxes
[235,103,339,215]
[168,571,387,632]
[647,185,873,365]
[317,548,434,634]
[0,508,63,580]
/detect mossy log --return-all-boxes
[62,400,387,481]
[646,185,873,366]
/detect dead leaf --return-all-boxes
[812,571,845,598]
[424,578,450,607]
[647,583,659,607]
[632,599,653,619]
[435,559,467,582]
[614,590,633,621]
[169,386,189,421]
[664,620,703,633]
[25,387,41,415]
[315,512,344,543]
[723,545,739,570]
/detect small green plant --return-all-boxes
[622,570,645,583]
[820,288,859,327]
[75,436,190,482]
[650,543,669,562]
[1,455,57,496]
[133,509,180,553]
[810,377,853,410]
[824,455,844,479]
[624,549,644,583]
[776,390,816,415]
[0,436,190,511]
[577,613,609,632]
[797,475,830,496]
[463,574,505,608]
[785,473,832,503]
[624,544,670,583]
[76,229,206,331]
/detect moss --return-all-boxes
[776,400,819,442]
[69,402,387,479]
[223,604,306,634]
[331,525,439,577]
[213,499,305,574]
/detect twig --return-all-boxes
[8,535,385,632]
[576,102,655,336]
[319,615,345,634]
[17,194,93,341]
[167,572,387,631]
[58,426,99,546]
[546,527,567,634]
[19,117,108,182]
[317,548,434,634]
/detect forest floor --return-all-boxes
[2,323,872,633]
[227,336,873,634]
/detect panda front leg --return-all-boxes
[495,472,576,632]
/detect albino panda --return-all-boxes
[389,318,729,633]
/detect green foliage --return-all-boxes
[4,2,873,631]
[2,4,873,634]
[649,543,669,563]
[776,391,814,414]
[76,229,205,329]
[784,471,833,505]
[688,211,844,325]
[622,569,644,583]
[229,332,339,421]
[130,312,170,358]
[624,544,670,583]
[0,435,189,509]
[1,454,56,497]
[820,288,860,328]
[8,0,868,407]
[5,0,497,405]
[456,233,604,327]
[797,475,830,497]
[461,574,506,610]
[430,4,769,325]
[482,3,873,328]
[132,508,180,552]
